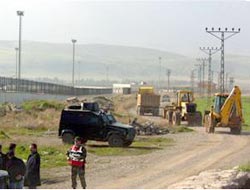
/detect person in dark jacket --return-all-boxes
[6,150,26,189]
[0,144,8,189]
[24,143,41,189]
[0,144,7,170]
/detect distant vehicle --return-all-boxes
[136,86,160,116]
[58,106,136,147]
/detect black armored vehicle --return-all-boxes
[58,102,136,147]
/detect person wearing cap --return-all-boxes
[24,143,41,189]
[5,150,26,189]
[66,136,87,189]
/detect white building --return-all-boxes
[112,84,131,94]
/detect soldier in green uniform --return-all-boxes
[67,137,87,189]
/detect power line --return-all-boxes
[199,47,220,97]
[205,27,240,93]
[194,63,202,96]
[166,69,171,91]
[196,58,207,97]
[190,69,196,92]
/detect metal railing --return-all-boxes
[0,76,112,96]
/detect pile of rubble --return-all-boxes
[0,103,21,116]
[130,118,169,136]
[168,167,250,189]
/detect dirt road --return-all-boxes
[41,127,250,189]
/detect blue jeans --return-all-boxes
[9,179,24,189]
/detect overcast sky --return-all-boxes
[0,0,249,56]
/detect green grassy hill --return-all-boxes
[0,41,250,88]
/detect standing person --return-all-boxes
[9,143,16,152]
[5,151,26,189]
[0,144,6,170]
[0,144,8,189]
[24,143,41,189]
[67,137,87,189]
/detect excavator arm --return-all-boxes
[219,86,244,126]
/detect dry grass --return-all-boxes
[0,109,61,130]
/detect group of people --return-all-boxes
[0,143,41,189]
[0,137,87,189]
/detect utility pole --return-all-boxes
[166,69,171,91]
[195,64,202,96]
[71,39,77,87]
[106,65,109,86]
[190,69,196,92]
[158,57,162,90]
[226,72,229,92]
[78,61,81,85]
[205,27,240,93]
[196,58,207,97]
[229,77,234,90]
[199,47,220,98]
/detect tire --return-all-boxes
[62,132,74,144]
[193,111,202,126]
[189,111,202,126]
[172,111,181,126]
[204,115,215,133]
[123,140,133,147]
[230,127,241,135]
[108,134,125,147]
[166,111,173,124]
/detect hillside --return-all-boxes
[0,41,249,89]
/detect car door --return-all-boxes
[87,113,104,139]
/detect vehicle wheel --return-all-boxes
[123,140,133,147]
[206,115,215,133]
[193,111,202,126]
[203,114,209,132]
[166,111,173,124]
[187,113,195,126]
[62,133,74,144]
[172,111,181,126]
[108,134,124,147]
[230,127,241,135]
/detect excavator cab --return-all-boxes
[213,94,228,114]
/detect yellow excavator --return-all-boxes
[203,86,244,134]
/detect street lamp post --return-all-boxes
[71,39,77,87]
[17,11,24,81]
[158,56,161,90]
[15,47,19,79]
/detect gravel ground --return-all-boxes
[40,126,250,189]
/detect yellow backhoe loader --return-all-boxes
[203,86,244,134]
[163,90,202,126]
